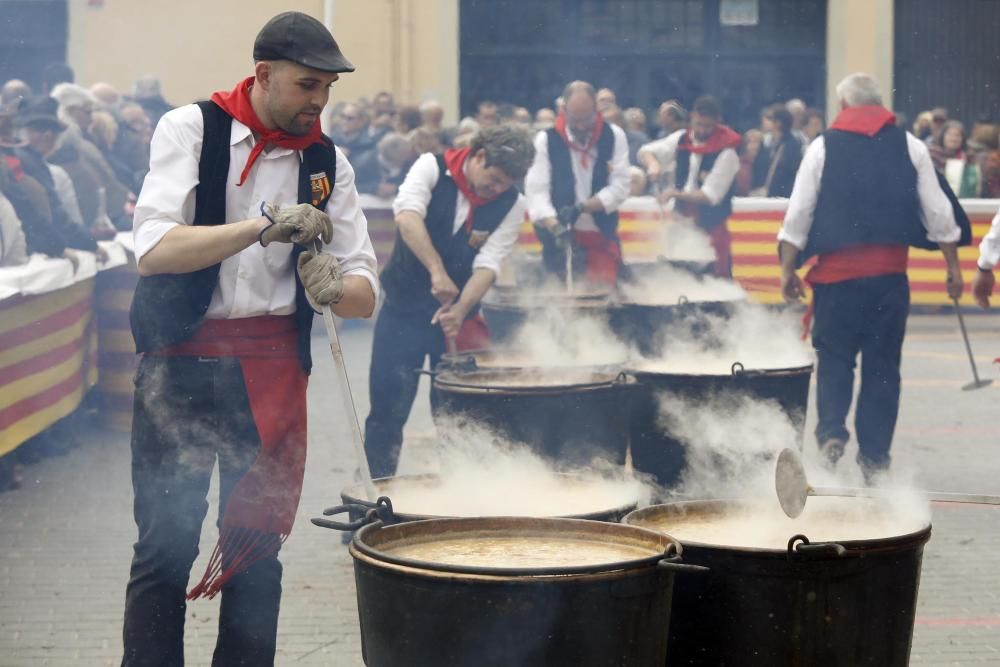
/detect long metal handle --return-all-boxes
[312,241,377,500]
[565,242,574,294]
[953,297,983,384]
[811,485,1000,507]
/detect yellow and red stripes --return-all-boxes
[95,265,139,432]
[0,279,98,455]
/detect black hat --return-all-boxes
[15,96,66,132]
[253,12,355,74]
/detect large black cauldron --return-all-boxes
[609,296,742,357]
[316,500,701,667]
[624,500,931,666]
[628,362,812,488]
[434,368,634,466]
[479,286,612,344]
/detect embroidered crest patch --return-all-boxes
[310,171,331,207]
[468,230,491,249]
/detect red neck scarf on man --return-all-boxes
[678,124,742,154]
[828,105,896,137]
[554,112,605,168]
[210,76,324,186]
[444,147,499,231]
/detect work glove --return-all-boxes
[296,250,344,311]
[533,219,573,250]
[259,202,334,247]
[557,203,584,229]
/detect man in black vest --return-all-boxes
[778,73,963,475]
[525,80,631,286]
[639,95,742,277]
[123,13,378,666]
[364,125,534,478]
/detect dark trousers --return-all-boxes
[811,273,910,470]
[364,301,444,478]
[122,356,282,667]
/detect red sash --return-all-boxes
[153,315,308,600]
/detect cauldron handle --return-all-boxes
[787,534,847,558]
[656,541,710,574]
[312,496,398,531]
[731,361,745,376]
[677,295,689,305]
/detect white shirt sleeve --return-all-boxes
[637,131,681,165]
[323,148,380,299]
[700,147,740,206]
[907,133,960,244]
[132,104,203,261]
[778,137,826,249]
[525,130,557,222]
[0,193,28,266]
[978,208,1000,270]
[392,152,440,219]
[472,194,527,275]
[595,124,631,213]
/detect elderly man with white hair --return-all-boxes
[778,72,966,475]
[49,82,131,226]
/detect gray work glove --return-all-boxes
[259,202,334,247]
[296,250,344,311]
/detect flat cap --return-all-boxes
[253,11,355,74]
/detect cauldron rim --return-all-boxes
[626,362,814,380]
[340,472,639,523]
[350,515,678,579]
[433,368,632,394]
[623,499,932,556]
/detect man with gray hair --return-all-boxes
[778,72,966,475]
[365,124,534,477]
[526,80,631,285]
[132,74,172,126]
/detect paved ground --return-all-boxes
[2,312,1000,666]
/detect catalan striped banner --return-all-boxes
[728,209,997,306]
[95,264,139,432]
[0,278,99,455]
[502,198,1000,307]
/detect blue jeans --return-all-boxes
[811,273,909,471]
[122,356,282,667]
[364,301,445,479]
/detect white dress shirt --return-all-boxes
[637,129,740,205]
[525,124,631,232]
[779,132,960,249]
[977,208,1000,270]
[391,152,526,275]
[133,103,379,319]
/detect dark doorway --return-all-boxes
[894,0,1000,125]
[459,0,827,131]
[0,0,70,92]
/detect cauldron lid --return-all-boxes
[433,368,629,393]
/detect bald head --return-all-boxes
[1,79,31,105]
[562,81,598,142]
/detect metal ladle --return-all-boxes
[775,448,1000,518]
[952,297,993,391]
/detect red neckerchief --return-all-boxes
[210,76,324,186]
[828,105,896,137]
[444,147,499,231]
[2,155,25,182]
[554,112,604,168]
[678,124,742,154]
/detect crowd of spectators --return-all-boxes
[0,63,164,268]
[325,88,1000,205]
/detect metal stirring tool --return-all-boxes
[774,448,1000,518]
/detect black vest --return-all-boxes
[379,154,518,318]
[675,143,736,232]
[545,126,619,238]
[800,125,954,265]
[129,101,338,374]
